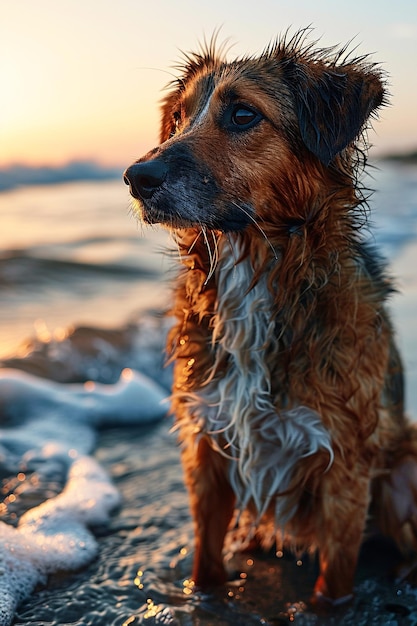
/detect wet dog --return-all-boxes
[124,30,417,603]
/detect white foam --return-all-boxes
[0,367,168,625]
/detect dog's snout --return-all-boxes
[123,160,168,200]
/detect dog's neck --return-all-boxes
[172,225,338,332]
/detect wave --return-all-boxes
[0,161,121,192]
[0,248,159,289]
[0,368,168,625]
[0,313,171,625]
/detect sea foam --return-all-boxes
[0,367,167,625]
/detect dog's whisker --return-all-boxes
[231,201,278,260]
[201,226,213,274]
[188,230,203,255]
[210,230,220,274]
[201,226,219,284]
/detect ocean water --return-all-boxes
[0,164,417,626]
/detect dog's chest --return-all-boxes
[181,239,333,521]
[211,248,277,385]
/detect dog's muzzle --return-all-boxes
[123,160,168,200]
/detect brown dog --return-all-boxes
[124,30,417,603]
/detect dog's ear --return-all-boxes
[288,62,385,165]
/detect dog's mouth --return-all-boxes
[123,157,254,233]
[130,198,163,225]
[123,168,189,228]
[126,185,252,232]
[124,160,203,228]
[133,199,198,230]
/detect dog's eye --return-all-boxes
[229,105,262,130]
[170,111,182,137]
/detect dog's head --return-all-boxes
[124,31,385,232]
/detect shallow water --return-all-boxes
[12,415,417,626]
[10,410,417,626]
[1,165,417,625]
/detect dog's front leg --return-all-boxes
[182,434,235,587]
[313,469,370,603]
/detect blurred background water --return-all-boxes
[0,178,171,359]
[0,161,417,625]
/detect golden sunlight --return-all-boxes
[0,6,160,167]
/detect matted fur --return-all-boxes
[124,29,417,602]
[174,235,334,526]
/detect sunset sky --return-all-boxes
[1,0,416,168]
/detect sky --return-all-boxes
[1,0,416,168]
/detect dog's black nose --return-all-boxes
[123,160,168,200]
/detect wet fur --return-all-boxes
[124,30,417,602]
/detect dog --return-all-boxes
[124,30,417,603]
